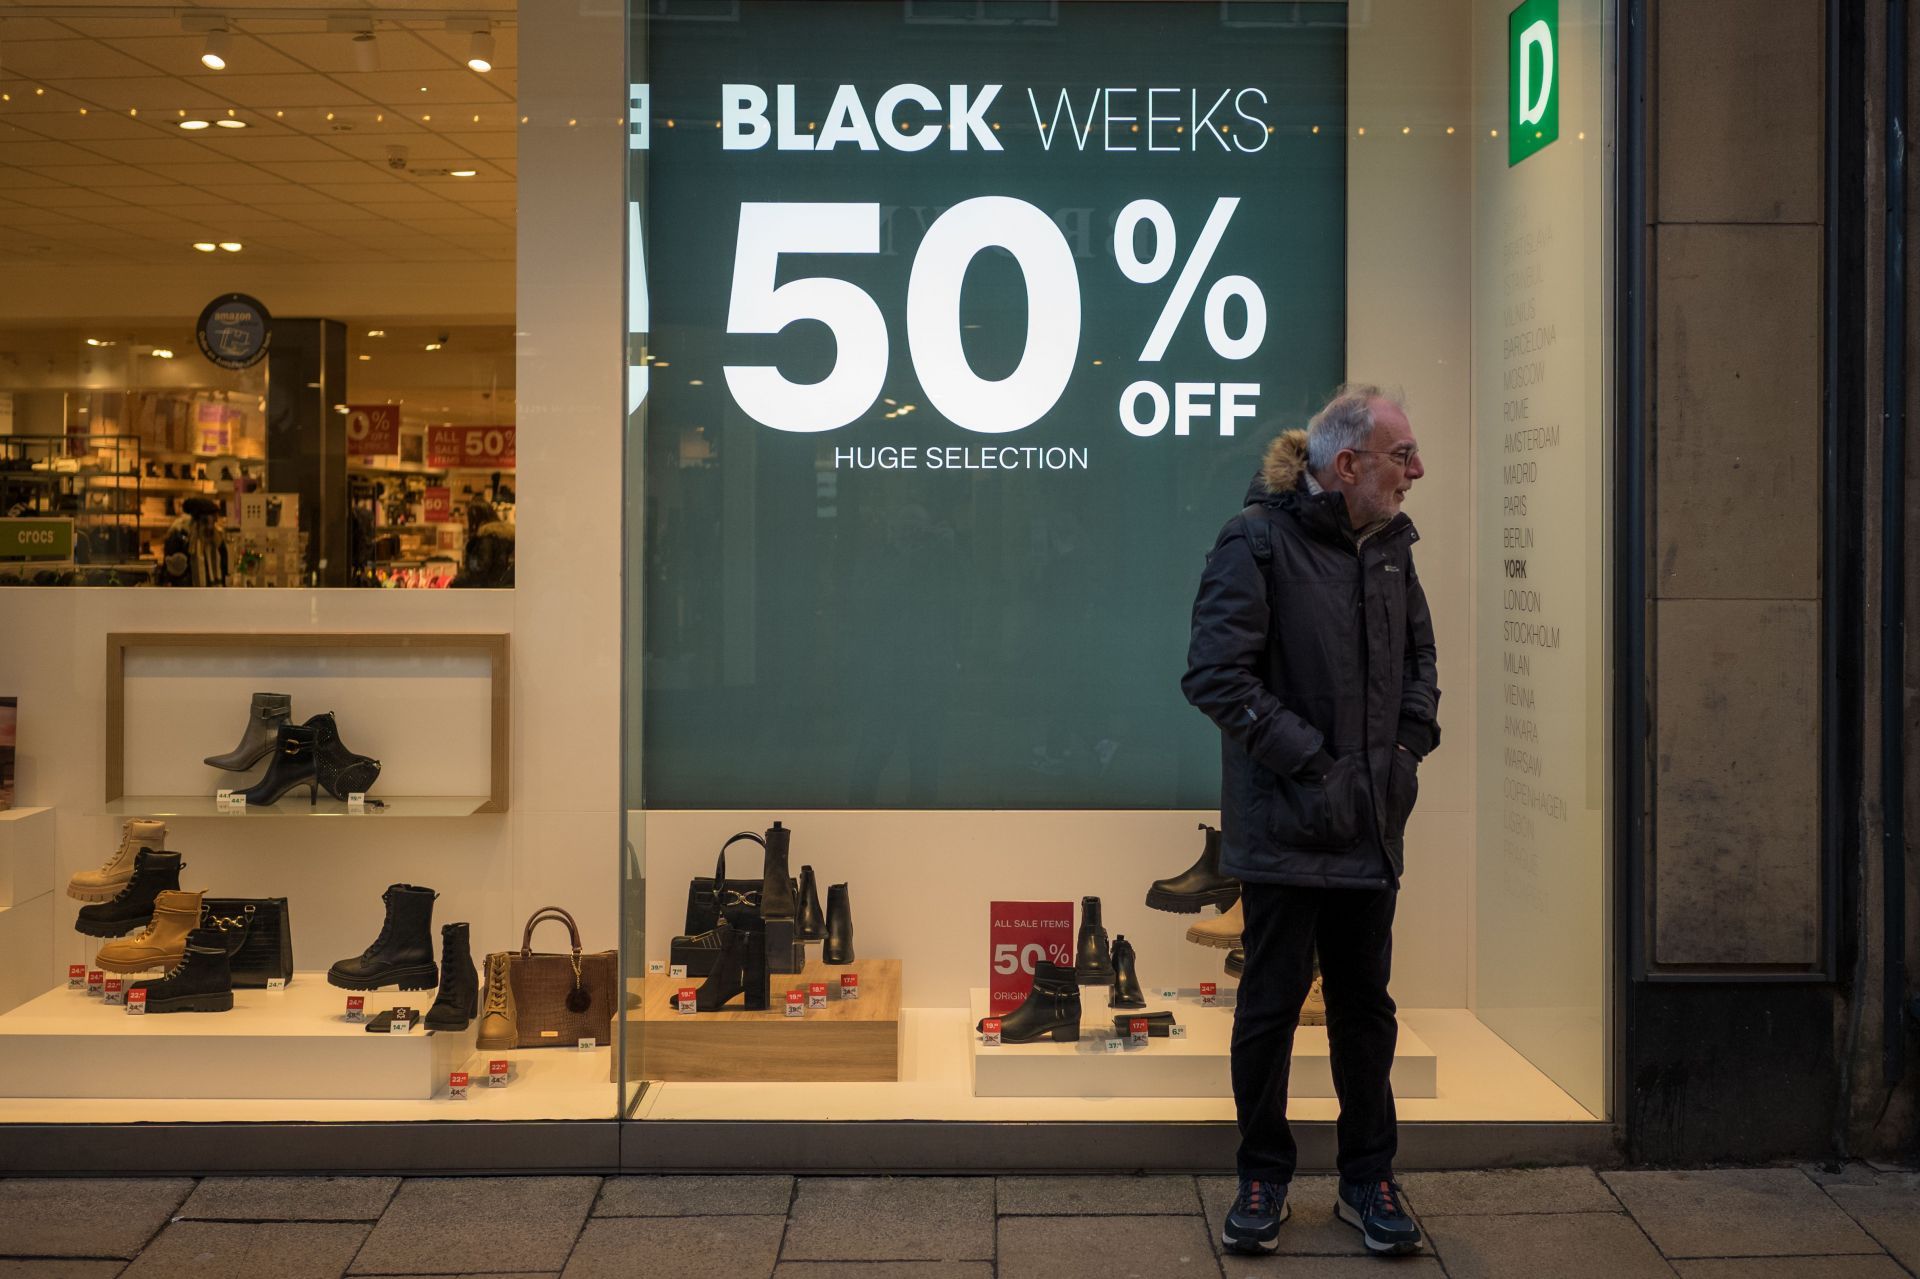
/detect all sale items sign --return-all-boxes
[426,425,515,470]
[988,900,1074,1015]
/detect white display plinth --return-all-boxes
[0,974,476,1099]
[968,989,1437,1099]
[0,807,53,907]
[0,893,54,1018]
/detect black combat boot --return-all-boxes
[797,865,826,942]
[1109,934,1146,1008]
[424,922,478,1030]
[130,928,233,1013]
[822,883,855,964]
[203,692,292,771]
[327,884,439,990]
[978,959,1081,1043]
[1074,895,1114,984]
[74,849,184,938]
[1145,823,1240,913]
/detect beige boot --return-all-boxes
[97,889,201,973]
[1185,897,1243,949]
[1300,974,1327,1026]
[67,819,166,902]
[475,951,518,1050]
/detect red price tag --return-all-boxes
[67,964,86,990]
[1200,982,1219,1007]
[345,995,365,1022]
[988,900,1075,1015]
[784,990,805,1018]
[345,404,400,456]
[86,971,103,996]
[981,1017,1003,1046]
[102,977,123,1006]
[422,486,452,523]
[839,972,860,1000]
[448,1070,469,1100]
[426,424,515,469]
[1130,1017,1150,1044]
[807,981,828,1009]
[676,985,697,1014]
[488,1059,510,1087]
[125,988,147,1015]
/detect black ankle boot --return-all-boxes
[303,711,381,800]
[424,922,478,1030]
[693,918,769,1011]
[237,724,320,806]
[1146,823,1240,913]
[328,884,438,990]
[74,849,184,938]
[797,865,826,941]
[1075,895,1114,984]
[1109,934,1146,1008]
[822,882,854,964]
[131,928,233,1013]
[203,693,292,771]
[979,959,1081,1043]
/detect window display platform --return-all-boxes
[635,1007,1599,1124]
[0,976,473,1099]
[98,795,494,819]
[633,959,900,1083]
[965,990,1437,1099]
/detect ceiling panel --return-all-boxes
[330,69,512,105]
[267,30,454,75]
[0,138,112,165]
[0,163,67,187]
[12,112,155,140]
[34,164,179,187]
[48,76,191,113]
[175,72,375,109]
[0,39,159,80]
[207,135,358,163]
[108,34,313,77]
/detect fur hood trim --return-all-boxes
[1261,429,1311,494]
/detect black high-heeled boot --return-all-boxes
[1075,895,1114,984]
[693,918,769,1011]
[237,724,320,806]
[303,711,381,800]
[204,692,292,771]
[798,865,826,941]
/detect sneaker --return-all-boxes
[1336,1177,1423,1254]
[1221,1177,1289,1255]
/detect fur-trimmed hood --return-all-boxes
[1259,429,1312,495]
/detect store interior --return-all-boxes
[0,0,1609,1143]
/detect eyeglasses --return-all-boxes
[1351,446,1420,469]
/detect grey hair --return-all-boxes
[1306,382,1406,475]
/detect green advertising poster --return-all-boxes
[0,518,74,561]
[1508,0,1560,166]
[635,1,1346,808]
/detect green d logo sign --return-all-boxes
[1508,0,1559,166]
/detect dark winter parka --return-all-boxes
[1182,429,1441,889]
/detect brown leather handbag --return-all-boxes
[498,907,617,1048]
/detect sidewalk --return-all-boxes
[1,1164,1915,1278]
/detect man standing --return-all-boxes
[1182,383,1439,1257]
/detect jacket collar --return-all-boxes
[1244,428,1417,551]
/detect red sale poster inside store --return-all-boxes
[345,404,400,456]
[988,900,1074,1015]
[426,424,515,469]
[422,487,452,522]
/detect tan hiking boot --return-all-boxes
[96,889,202,973]
[67,819,166,903]
[475,951,518,1050]
[1185,898,1243,950]
[1300,974,1327,1026]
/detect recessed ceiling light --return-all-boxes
[215,118,246,129]
[179,119,210,131]
[192,242,216,252]
[358,354,371,361]
[466,27,494,73]
[218,242,242,252]
[85,338,106,346]
[450,169,476,178]
[424,342,442,351]
[151,348,175,359]
[366,329,385,337]
[201,28,230,71]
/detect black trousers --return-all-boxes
[1231,881,1398,1185]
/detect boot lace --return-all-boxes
[1372,1181,1406,1219]
[1238,1179,1274,1216]
[484,956,508,1010]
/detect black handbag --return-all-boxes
[199,897,294,988]
[682,831,785,934]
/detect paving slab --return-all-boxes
[121,1222,367,1279]
[562,1216,784,1279]
[0,1263,127,1278]
[781,1178,993,1261]
[0,1178,192,1259]
[774,1265,994,1279]
[1604,1169,1880,1259]
[996,1175,1200,1215]
[1424,1212,1677,1279]
[346,1176,599,1275]
[998,1214,1217,1279]
[1674,1258,1908,1279]
[1822,1177,1920,1270]
[1223,1258,1445,1279]
[1199,1174,1362,1256]
[1402,1168,1619,1215]
[593,1175,792,1217]
[177,1176,399,1221]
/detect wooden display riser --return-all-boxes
[631,958,900,1083]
